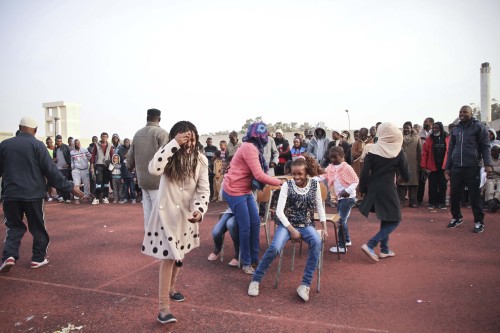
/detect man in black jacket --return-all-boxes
[445,106,493,233]
[53,134,72,202]
[0,117,83,272]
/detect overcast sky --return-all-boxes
[1,0,499,139]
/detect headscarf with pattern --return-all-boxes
[242,121,269,173]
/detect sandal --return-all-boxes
[228,258,239,267]
[169,292,185,302]
[207,252,220,261]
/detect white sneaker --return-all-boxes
[92,198,100,205]
[47,198,54,202]
[65,200,71,203]
[31,258,49,269]
[102,198,109,204]
[330,246,346,253]
[131,199,136,204]
[297,285,310,302]
[345,241,352,247]
[248,281,260,296]
[119,199,127,204]
[58,197,64,203]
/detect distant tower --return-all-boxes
[43,101,81,139]
[480,62,491,123]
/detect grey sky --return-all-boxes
[1,0,499,139]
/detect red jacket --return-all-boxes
[421,135,449,172]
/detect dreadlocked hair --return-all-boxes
[291,153,324,177]
[164,121,204,182]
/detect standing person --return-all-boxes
[306,126,331,167]
[53,135,72,203]
[118,138,136,204]
[262,134,279,176]
[274,129,291,176]
[67,136,74,151]
[110,154,123,203]
[445,106,492,233]
[484,145,500,210]
[303,128,314,148]
[211,150,224,202]
[219,140,229,170]
[90,132,114,204]
[248,155,327,302]
[45,137,57,201]
[324,130,351,166]
[351,128,373,204]
[396,122,421,208]
[70,139,91,204]
[226,131,242,162]
[417,117,434,205]
[127,109,169,230]
[421,122,449,209]
[222,122,283,275]
[359,123,409,262]
[290,137,306,160]
[320,146,358,253]
[0,117,84,273]
[204,138,218,201]
[141,121,209,324]
[87,136,98,197]
[488,128,500,147]
[111,134,122,153]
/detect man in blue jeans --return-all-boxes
[445,106,492,233]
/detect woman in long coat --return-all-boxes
[142,121,210,324]
[397,121,421,207]
[359,123,409,262]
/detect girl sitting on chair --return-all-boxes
[248,154,327,302]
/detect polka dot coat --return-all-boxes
[141,140,210,261]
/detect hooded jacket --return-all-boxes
[306,126,331,167]
[421,122,449,172]
[445,118,492,169]
[488,128,500,147]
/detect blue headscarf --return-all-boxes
[242,121,269,173]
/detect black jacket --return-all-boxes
[0,132,74,200]
[445,118,492,169]
[53,143,71,166]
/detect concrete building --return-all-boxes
[43,101,81,140]
[480,62,491,123]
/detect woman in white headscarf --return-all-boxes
[358,123,410,262]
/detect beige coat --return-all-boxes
[397,132,421,186]
[141,140,210,261]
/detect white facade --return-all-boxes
[480,62,491,123]
[43,101,81,140]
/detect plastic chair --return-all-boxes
[315,182,341,260]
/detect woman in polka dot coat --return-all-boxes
[142,121,209,324]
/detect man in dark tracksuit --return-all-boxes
[0,117,83,272]
[445,106,493,233]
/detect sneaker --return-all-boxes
[0,257,15,273]
[361,244,379,262]
[228,258,239,267]
[47,197,54,202]
[242,265,255,275]
[207,252,220,261]
[379,250,396,259]
[473,223,484,233]
[447,218,463,228]
[92,198,100,205]
[345,241,352,247]
[102,198,109,204]
[65,199,71,203]
[31,258,49,269]
[118,199,127,204]
[329,246,346,253]
[58,197,64,203]
[439,204,447,210]
[157,312,177,324]
[297,285,310,302]
[427,204,434,209]
[131,199,136,204]
[248,281,260,296]
[169,292,185,302]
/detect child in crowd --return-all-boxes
[485,145,500,211]
[248,155,327,302]
[359,123,409,262]
[212,150,224,202]
[110,154,123,203]
[320,146,358,253]
[119,157,137,204]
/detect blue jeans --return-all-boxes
[222,191,260,266]
[367,220,400,254]
[212,213,239,259]
[337,198,354,246]
[122,178,136,200]
[252,224,321,287]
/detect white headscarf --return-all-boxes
[368,122,403,159]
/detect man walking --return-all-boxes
[0,117,83,272]
[445,106,492,233]
[127,109,169,230]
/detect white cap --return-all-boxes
[275,129,283,135]
[19,116,38,128]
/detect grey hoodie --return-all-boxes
[306,126,331,167]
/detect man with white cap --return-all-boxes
[0,117,84,273]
